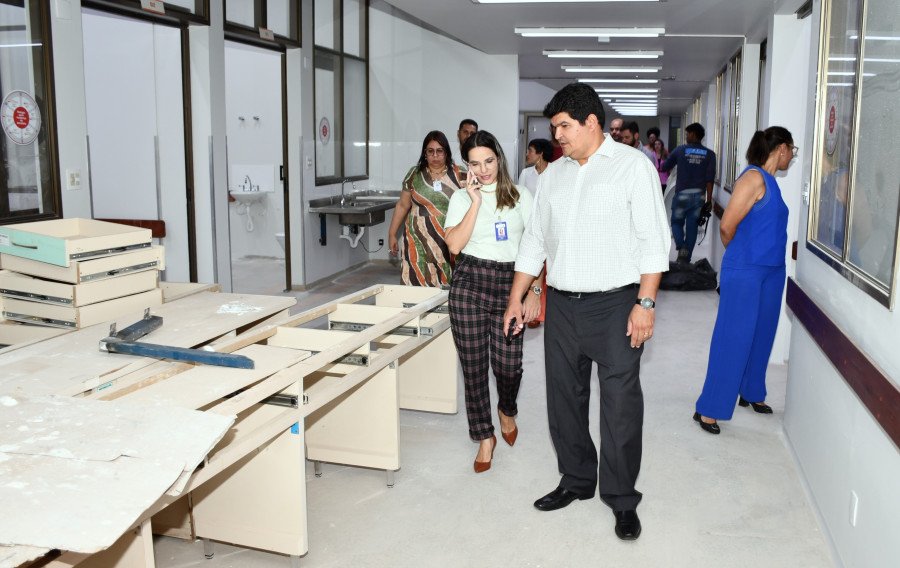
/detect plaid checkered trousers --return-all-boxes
[449,253,524,441]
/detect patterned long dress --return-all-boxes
[400,164,462,286]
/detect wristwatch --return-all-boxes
[532,285,543,296]
[636,297,656,310]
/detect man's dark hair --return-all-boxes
[622,121,640,135]
[528,138,554,162]
[543,83,606,128]
[647,127,660,138]
[685,123,706,141]
[459,118,478,131]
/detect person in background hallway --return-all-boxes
[661,123,717,264]
[388,131,462,286]
[652,139,669,191]
[693,126,795,435]
[645,127,660,154]
[518,138,553,328]
[620,122,657,162]
[518,138,552,195]
[457,119,478,156]
[504,83,670,541]
[444,131,539,473]
[609,117,624,143]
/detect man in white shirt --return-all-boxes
[504,83,670,541]
[517,138,552,195]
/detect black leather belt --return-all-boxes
[554,282,638,299]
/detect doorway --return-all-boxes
[81,9,192,281]
[224,41,288,295]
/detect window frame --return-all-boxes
[80,0,210,25]
[723,50,742,193]
[313,0,368,186]
[224,0,301,50]
[806,0,900,309]
[0,0,62,224]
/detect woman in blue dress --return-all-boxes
[694,126,795,434]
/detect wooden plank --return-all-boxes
[159,281,219,303]
[0,291,296,397]
[0,322,68,355]
[123,344,310,410]
[1,289,163,329]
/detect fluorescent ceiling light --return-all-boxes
[516,27,664,38]
[594,88,659,93]
[545,50,663,59]
[829,56,900,63]
[827,83,853,87]
[602,93,658,99]
[0,43,42,48]
[827,71,876,77]
[850,35,900,41]
[563,66,660,73]
[578,78,659,84]
[475,0,657,3]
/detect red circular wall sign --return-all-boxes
[318,117,331,146]
[1,90,41,146]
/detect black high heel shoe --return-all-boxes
[738,397,773,414]
[693,412,720,435]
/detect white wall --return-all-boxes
[519,80,556,113]
[293,2,519,285]
[782,2,900,567]
[224,43,285,260]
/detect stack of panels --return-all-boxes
[0,219,164,329]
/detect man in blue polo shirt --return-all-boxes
[661,123,716,263]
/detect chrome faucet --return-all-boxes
[341,178,354,206]
[243,175,254,191]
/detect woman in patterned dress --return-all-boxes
[388,131,463,286]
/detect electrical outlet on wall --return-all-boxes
[66,169,81,190]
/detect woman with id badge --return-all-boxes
[444,131,541,473]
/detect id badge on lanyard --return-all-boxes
[494,221,508,241]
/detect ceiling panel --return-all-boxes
[379,0,777,116]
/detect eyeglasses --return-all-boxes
[425,148,446,157]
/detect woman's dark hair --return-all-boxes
[746,126,794,167]
[647,126,661,138]
[528,138,554,162]
[543,82,606,128]
[462,130,520,211]
[416,130,453,173]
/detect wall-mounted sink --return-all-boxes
[230,191,269,203]
[308,190,401,226]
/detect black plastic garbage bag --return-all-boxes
[659,258,718,291]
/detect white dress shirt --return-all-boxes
[518,166,539,196]
[515,134,671,292]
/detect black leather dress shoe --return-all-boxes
[533,486,592,511]
[614,509,642,540]
[738,396,773,414]
[693,411,721,434]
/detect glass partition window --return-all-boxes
[0,0,58,222]
[809,0,900,306]
[314,0,367,184]
[224,0,299,44]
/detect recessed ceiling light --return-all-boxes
[545,50,663,59]
[474,0,658,3]
[563,66,661,73]
[593,88,659,93]
[516,27,665,38]
[578,78,659,84]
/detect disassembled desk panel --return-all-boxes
[0,270,159,307]
[0,246,164,284]
[0,218,152,267]
[1,288,164,329]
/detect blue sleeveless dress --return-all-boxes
[696,166,789,420]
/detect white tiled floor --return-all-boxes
[160,253,833,567]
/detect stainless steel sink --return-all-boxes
[308,190,401,226]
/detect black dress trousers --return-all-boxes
[544,286,644,511]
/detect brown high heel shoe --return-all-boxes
[473,435,497,473]
[498,410,518,446]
